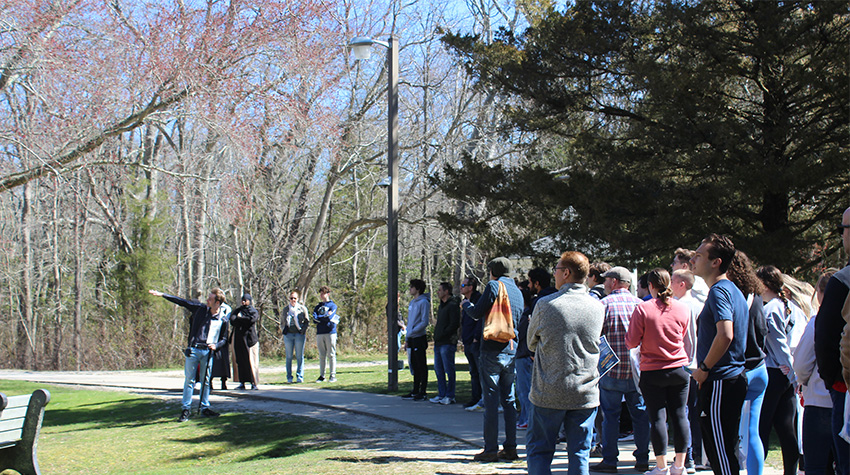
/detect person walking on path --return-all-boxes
[230,294,260,389]
[282,290,310,384]
[461,257,523,463]
[313,286,339,383]
[526,251,604,475]
[149,288,229,422]
[431,282,460,405]
[625,268,691,475]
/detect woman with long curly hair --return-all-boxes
[725,252,768,475]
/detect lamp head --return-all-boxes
[349,37,374,60]
[376,176,391,188]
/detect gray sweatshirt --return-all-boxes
[407,293,431,339]
[527,283,605,410]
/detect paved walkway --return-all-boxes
[0,368,780,474]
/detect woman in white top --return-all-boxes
[282,290,310,383]
[792,269,838,475]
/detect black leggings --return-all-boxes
[408,335,428,396]
[759,367,798,475]
[639,366,691,456]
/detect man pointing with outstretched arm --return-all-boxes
[149,288,229,422]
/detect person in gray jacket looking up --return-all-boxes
[525,251,605,475]
[402,279,431,401]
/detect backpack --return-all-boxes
[483,281,515,343]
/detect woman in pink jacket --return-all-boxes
[626,268,691,475]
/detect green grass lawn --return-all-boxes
[261,354,478,404]
[0,380,441,475]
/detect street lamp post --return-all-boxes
[349,35,399,391]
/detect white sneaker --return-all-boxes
[645,467,669,475]
[465,403,484,412]
[429,396,444,404]
[439,397,456,405]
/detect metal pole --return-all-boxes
[387,35,399,392]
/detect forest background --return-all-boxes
[0,0,847,371]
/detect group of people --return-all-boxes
[147,205,850,475]
[148,284,340,422]
[397,206,850,475]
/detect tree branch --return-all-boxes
[0,87,190,193]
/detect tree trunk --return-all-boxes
[73,173,84,370]
[52,179,62,369]
[17,181,35,369]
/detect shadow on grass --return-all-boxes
[44,392,355,464]
[169,413,341,462]
[45,398,177,432]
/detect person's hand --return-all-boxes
[208,343,216,350]
[149,290,163,297]
[692,367,708,388]
[780,365,791,375]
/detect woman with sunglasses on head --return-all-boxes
[282,290,310,383]
[794,269,838,475]
[626,268,691,475]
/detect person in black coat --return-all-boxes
[211,301,232,390]
[230,294,260,389]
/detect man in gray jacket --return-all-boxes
[526,251,605,475]
[403,279,431,401]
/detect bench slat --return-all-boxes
[0,406,28,420]
[3,394,32,409]
[0,427,23,443]
[0,417,26,432]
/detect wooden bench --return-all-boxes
[0,389,50,475]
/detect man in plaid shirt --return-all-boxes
[592,266,651,473]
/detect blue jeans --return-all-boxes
[479,350,517,453]
[599,375,650,465]
[803,405,835,475]
[527,404,596,475]
[434,344,456,399]
[740,364,768,475]
[284,332,306,382]
[464,341,482,403]
[829,389,850,475]
[516,356,533,425]
[182,347,213,410]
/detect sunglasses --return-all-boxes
[838,224,850,234]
